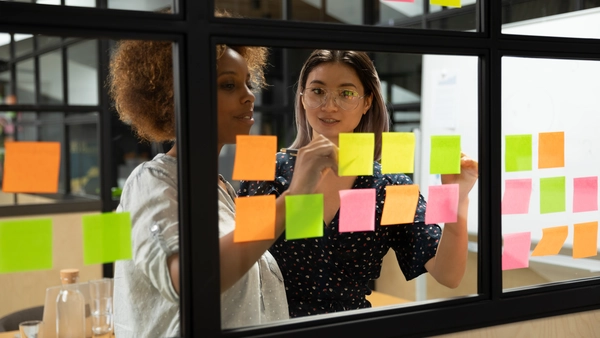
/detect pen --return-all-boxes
[280,148,298,156]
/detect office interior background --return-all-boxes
[0,0,599,337]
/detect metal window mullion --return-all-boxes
[98,39,114,278]
[62,39,69,104]
[34,35,41,105]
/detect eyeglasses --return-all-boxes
[300,87,366,111]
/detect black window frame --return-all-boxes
[0,0,598,337]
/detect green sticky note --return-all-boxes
[339,133,374,176]
[540,177,566,214]
[82,212,133,265]
[505,135,532,172]
[429,135,461,174]
[381,132,416,174]
[285,194,323,240]
[430,0,462,8]
[0,219,53,273]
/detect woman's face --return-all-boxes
[302,62,372,146]
[217,47,255,146]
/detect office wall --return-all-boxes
[0,212,103,318]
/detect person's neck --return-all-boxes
[167,145,177,158]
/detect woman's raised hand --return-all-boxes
[287,134,339,196]
[441,152,479,200]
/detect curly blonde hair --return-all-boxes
[108,14,268,142]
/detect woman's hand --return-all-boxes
[441,152,479,200]
[287,134,338,196]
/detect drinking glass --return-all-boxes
[88,278,113,337]
[19,320,42,338]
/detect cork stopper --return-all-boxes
[60,268,80,285]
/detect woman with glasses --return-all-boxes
[239,49,478,318]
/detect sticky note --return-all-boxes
[425,184,459,224]
[381,132,415,174]
[502,179,532,215]
[2,141,60,193]
[573,221,598,259]
[540,177,566,214]
[285,194,323,240]
[573,177,598,213]
[505,135,532,172]
[338,133,374,176]
[429,135,461,174]
[502,232,531,270]
[234,195,276,242]
[538,132,564,169]
[82,212,132,265]
[0,219,53,273]
[232,135,277,181]
[339,189,376,232]
[381,184,420,225]
[531,226,568,256]
[430,0,461,8]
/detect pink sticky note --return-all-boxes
[339,189,376,232]
[502,232,531,270]
[425,184,459,224]
[502,179,533,215]
[573,177,598,213]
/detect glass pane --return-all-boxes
[38,35,62,50]
[0,34,11,101]
[215,0,479,32]
[502,57,600,291]
[107,0,172,12]
[68,40,98,105]
[16,59,35,104]
[40,49,64,104]
[69,121,99,196]
[14,33,33,59]
[502,0,600,39]
[224,46,479,328]
[65,0,95,7]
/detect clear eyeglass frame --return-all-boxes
[301,87,366,111]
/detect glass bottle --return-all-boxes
[56,268,86,338]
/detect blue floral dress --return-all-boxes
[238,152,441,318]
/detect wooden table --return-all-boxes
[366,291,412,307]
[0,331,17,338]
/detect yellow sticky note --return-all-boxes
[381,132,415,174]
[232,135,277,181]
[82,212,133,265]
[338,133,374,176]
[538,132,564,169]
[573,221,598,258]
[381,185,420,225]
[2,141,61,193]
[531,226,568,256]
[430,0,461,8]
[0,218,53,273]
[234,195,276,242]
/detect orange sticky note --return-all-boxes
[2,141,60,193]
[538,132,564,169]
[381,185,420,225]
[573,221,598,258]
[232,135,277,181]
[531,226,568,256]
[234,195,276,242]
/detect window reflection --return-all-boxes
[501,57,600,290]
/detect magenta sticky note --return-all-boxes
[573,176,598,213]
[424,184,459,224]
[339,189,376,232]
[502,179,533,215]
[502,232,531,270]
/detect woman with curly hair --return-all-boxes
[109,38,339,336]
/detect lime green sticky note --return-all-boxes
[430,0,461,8]
[505,135,532,172]
[429,135,461,174]
[82,212,132,265]
[285,194,323,240]
[0,219,52,273]
[381,132,416,174]
[540,177,566,214]
[339,133,374,176]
